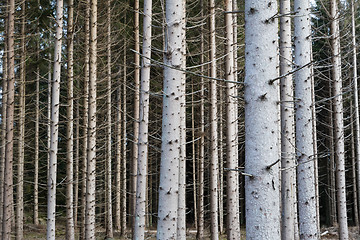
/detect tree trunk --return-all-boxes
[225,0,240,238]
[351,0,360,229]
[16,1,26,239]
[0,13,8,237]
[177,0,186,238]
[131,0,140,228]
[66,0,75,238]
[294,0,318,239]
[156,0,185,238]
[105,0,113,238]
[209,0,219,237]
[218,82,224,235]
[80,1,90,239]
[244,1,280,239]
[279,0,296,239]
[351,101,359,226]
[330,0,349,238]
[121,38,128,236]
[47,0,63,238]
[85,0,97,238]
[133,0,152,238]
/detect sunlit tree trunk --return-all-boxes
[66,0,75,238]
[279,0,296,239]
[330,0,348,238]
[244,0,280,239]
[156,0,185,238]
[294,0,318,238]
[133,0,152,238]
[85,0,97,238]
[47,0,63,238]
[351,101,359,226]
[225,0,240,238]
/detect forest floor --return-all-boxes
[23,223,360,239]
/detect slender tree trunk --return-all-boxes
[85,0,97,238]
[46,52,51,216]
[294,0,318,239]
[351,101,359,226]
[209,0,218,237]
[196,140,204,240]
[34,6,40,226]
[47,0,63,238]
[330,0,349,238]
[133,0,152,238]
[279,0,296,239]
[121,38,128,236]
[0,14,8,237]
[244,1,280,239]
[80,1,90,239]
[74,89,80,228]
[2,0,14,238]
[105,0,113,238]
[225,0,240,238]
[115,80,122,231]
[156,0,185,238]
[16,2,26,239]
[66,0,75,238]
[218,84,224,235]
[190,83,198,233]
[131,0,140,228]
[351,0,360,228]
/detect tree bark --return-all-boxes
[47,0,63,238]
[225,0,240,238]
[131,0,140,228]
[330,0,349,238]
[156,0,185,238]
[16,1,26,238]
[209,0,219,237]
[66,0,75,238]
[279,0,297,239]
[105,0,113,238]
[85,0,97,238]
[80,1,90,239]
[294,0,318,239]
[351,0,360,229]
[244,1,280,239]
[133,0,152,238]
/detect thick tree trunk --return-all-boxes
[225,0,240,238]
[85,0,97,238]
[16,2,26,238]
[156,0,185,238]
[66,0,75,238]
[294,0,318,239]
[47,0,63,238]
[330,0,349,238]
[133,0,152,238]
[244,1,280,239]
[279,0,296,239]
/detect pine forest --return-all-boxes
[2,0,360,239]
